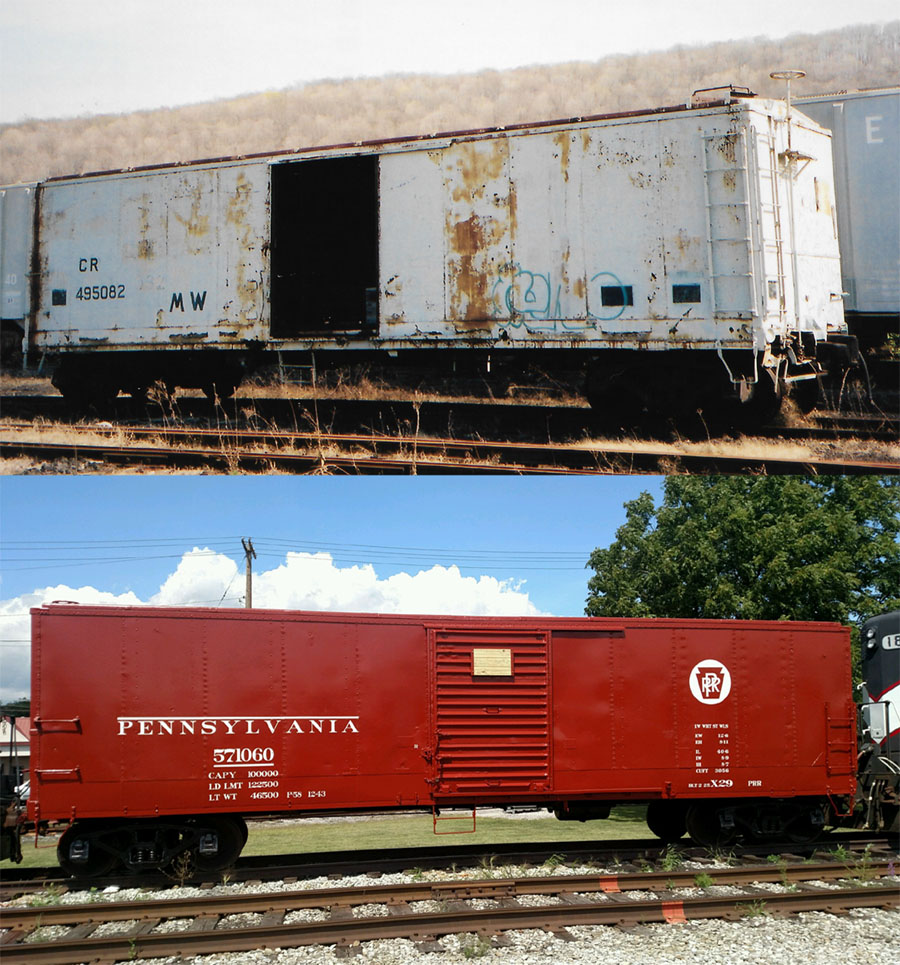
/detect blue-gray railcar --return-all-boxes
[796,88,900,351]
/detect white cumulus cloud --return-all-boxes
[0,548,542,702]
[0,584,144,703]
[150,548,240,606]
[252,552,539,616]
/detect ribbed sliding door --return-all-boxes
[431,628,551,796]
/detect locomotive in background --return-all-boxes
[0,88,864,419]
[2,605,897,876]
[855,610,900,836]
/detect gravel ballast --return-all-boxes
[6,860,898,964]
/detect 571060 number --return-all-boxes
[76,284,125,301]
[212,747,275,766]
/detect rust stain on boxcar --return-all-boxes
[717,133,738,163]
[554,132,571,183]
[173,184,210,240]
[559,245,572,297]
[137,201,154,259]
[446,213,493,324]
[224,174,258,326]
[444,138,512,328]
[814,177,834,218]
[563,245,587,304]
[449,140,507,203]
[673,229,695,255]
[225,174,252,229]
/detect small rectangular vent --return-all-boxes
[600,285,633,307]
[673,284,702,303]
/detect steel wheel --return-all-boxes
[191,815,245,872]
[646,801,687,843]
[57,823,119,877]
[685,803,737,849]
[784,812,824,845]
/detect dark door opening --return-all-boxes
[270,154,379,337]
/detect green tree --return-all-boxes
[585,477,900,627]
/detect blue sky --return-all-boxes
[0,476,661,613]
[0,476,664,700]
[1,1,895,122]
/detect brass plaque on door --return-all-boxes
[472,648,512,676]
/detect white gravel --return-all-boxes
[7,859,898,964]
[284,908,329,924]
[117,908,899,965]
[351,902,392,918]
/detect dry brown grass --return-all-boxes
[0,373,54,396]
[3,369,896,474]
[0,368,588,408]
[1,417,201,473]
[238,377,585,408]
[3,409,897,475]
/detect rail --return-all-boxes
[2,424,896,475]
[2,859,896,963]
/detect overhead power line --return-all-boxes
[0,536,591,574]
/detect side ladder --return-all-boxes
[754,123,788,329]
[701,131,756,319]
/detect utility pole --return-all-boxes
[241,538,256,609]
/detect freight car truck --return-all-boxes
[24,604,858,875]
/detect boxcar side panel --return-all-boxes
[30,608,433,822]
[34,164,269,353]
[550,620,854,801]
[379,150,446,329]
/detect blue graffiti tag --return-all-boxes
[490,268,556,322]
[487,264,631,330]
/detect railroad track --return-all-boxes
[2,391,898,440]
[2,422,897,474]
[3,830,893,899]
[2,857,896,963]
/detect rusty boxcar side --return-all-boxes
[28,604,855,871]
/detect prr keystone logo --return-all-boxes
[689,660,732,704]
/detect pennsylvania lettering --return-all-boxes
[117,716,360,737]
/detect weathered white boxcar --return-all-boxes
[0,90,852,413]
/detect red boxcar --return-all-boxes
[29,604,856,874]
